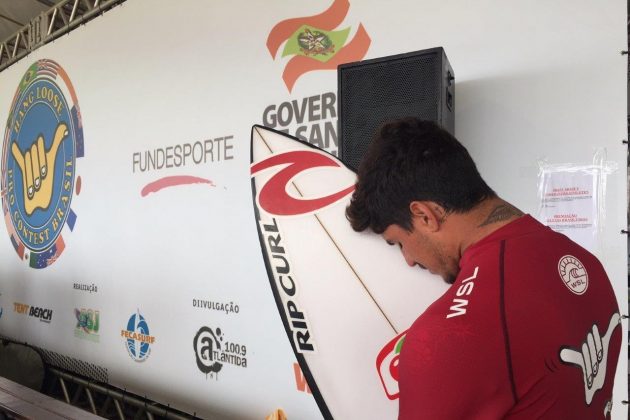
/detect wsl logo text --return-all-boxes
[1,59,84,268]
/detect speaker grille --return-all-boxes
[339,48,453,171]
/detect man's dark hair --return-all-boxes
[346,117,496,233]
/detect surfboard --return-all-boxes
[250,125,449,419]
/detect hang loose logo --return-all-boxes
[2,59,84,268]
[559,312,621,405]
[11,122,68,216]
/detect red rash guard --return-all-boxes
[398,215,621,419]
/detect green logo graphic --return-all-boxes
[74,308,100,342]
[282,25,351,62]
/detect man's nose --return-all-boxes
[403,254,416,267]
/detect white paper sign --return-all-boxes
[537,164,603,253]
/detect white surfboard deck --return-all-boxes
[250,125,449,419]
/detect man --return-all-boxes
[346,117,621,419]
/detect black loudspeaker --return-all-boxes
[338,47,455,170]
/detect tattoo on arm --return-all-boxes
[478,204,524,227]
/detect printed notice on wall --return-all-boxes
[536,153,614,254]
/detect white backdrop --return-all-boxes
[0,1,626,418]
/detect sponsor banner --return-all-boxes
[0,1,624,419]
[133,134,234,197]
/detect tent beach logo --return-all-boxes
[266,0,371,92]
[1,59,84,268]
[13,301,53,323]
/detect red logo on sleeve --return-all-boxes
[376,331,407,400]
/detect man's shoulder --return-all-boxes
[465,217,587,271]
[409,262,502,336]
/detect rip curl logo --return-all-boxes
[558,255,588,295]
[376,331,406,400]
[251,149,354,216]
[266,0,371,92]
[1,59,84,268]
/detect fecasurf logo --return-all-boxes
[558,255,588,295]
[266,0,370,92]
[1,59,84,269]
[121,311,155,362]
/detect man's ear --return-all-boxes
[409,201,444,233]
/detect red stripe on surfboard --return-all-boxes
[251,150,354,216]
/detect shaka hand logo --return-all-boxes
[11,122,68,216]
